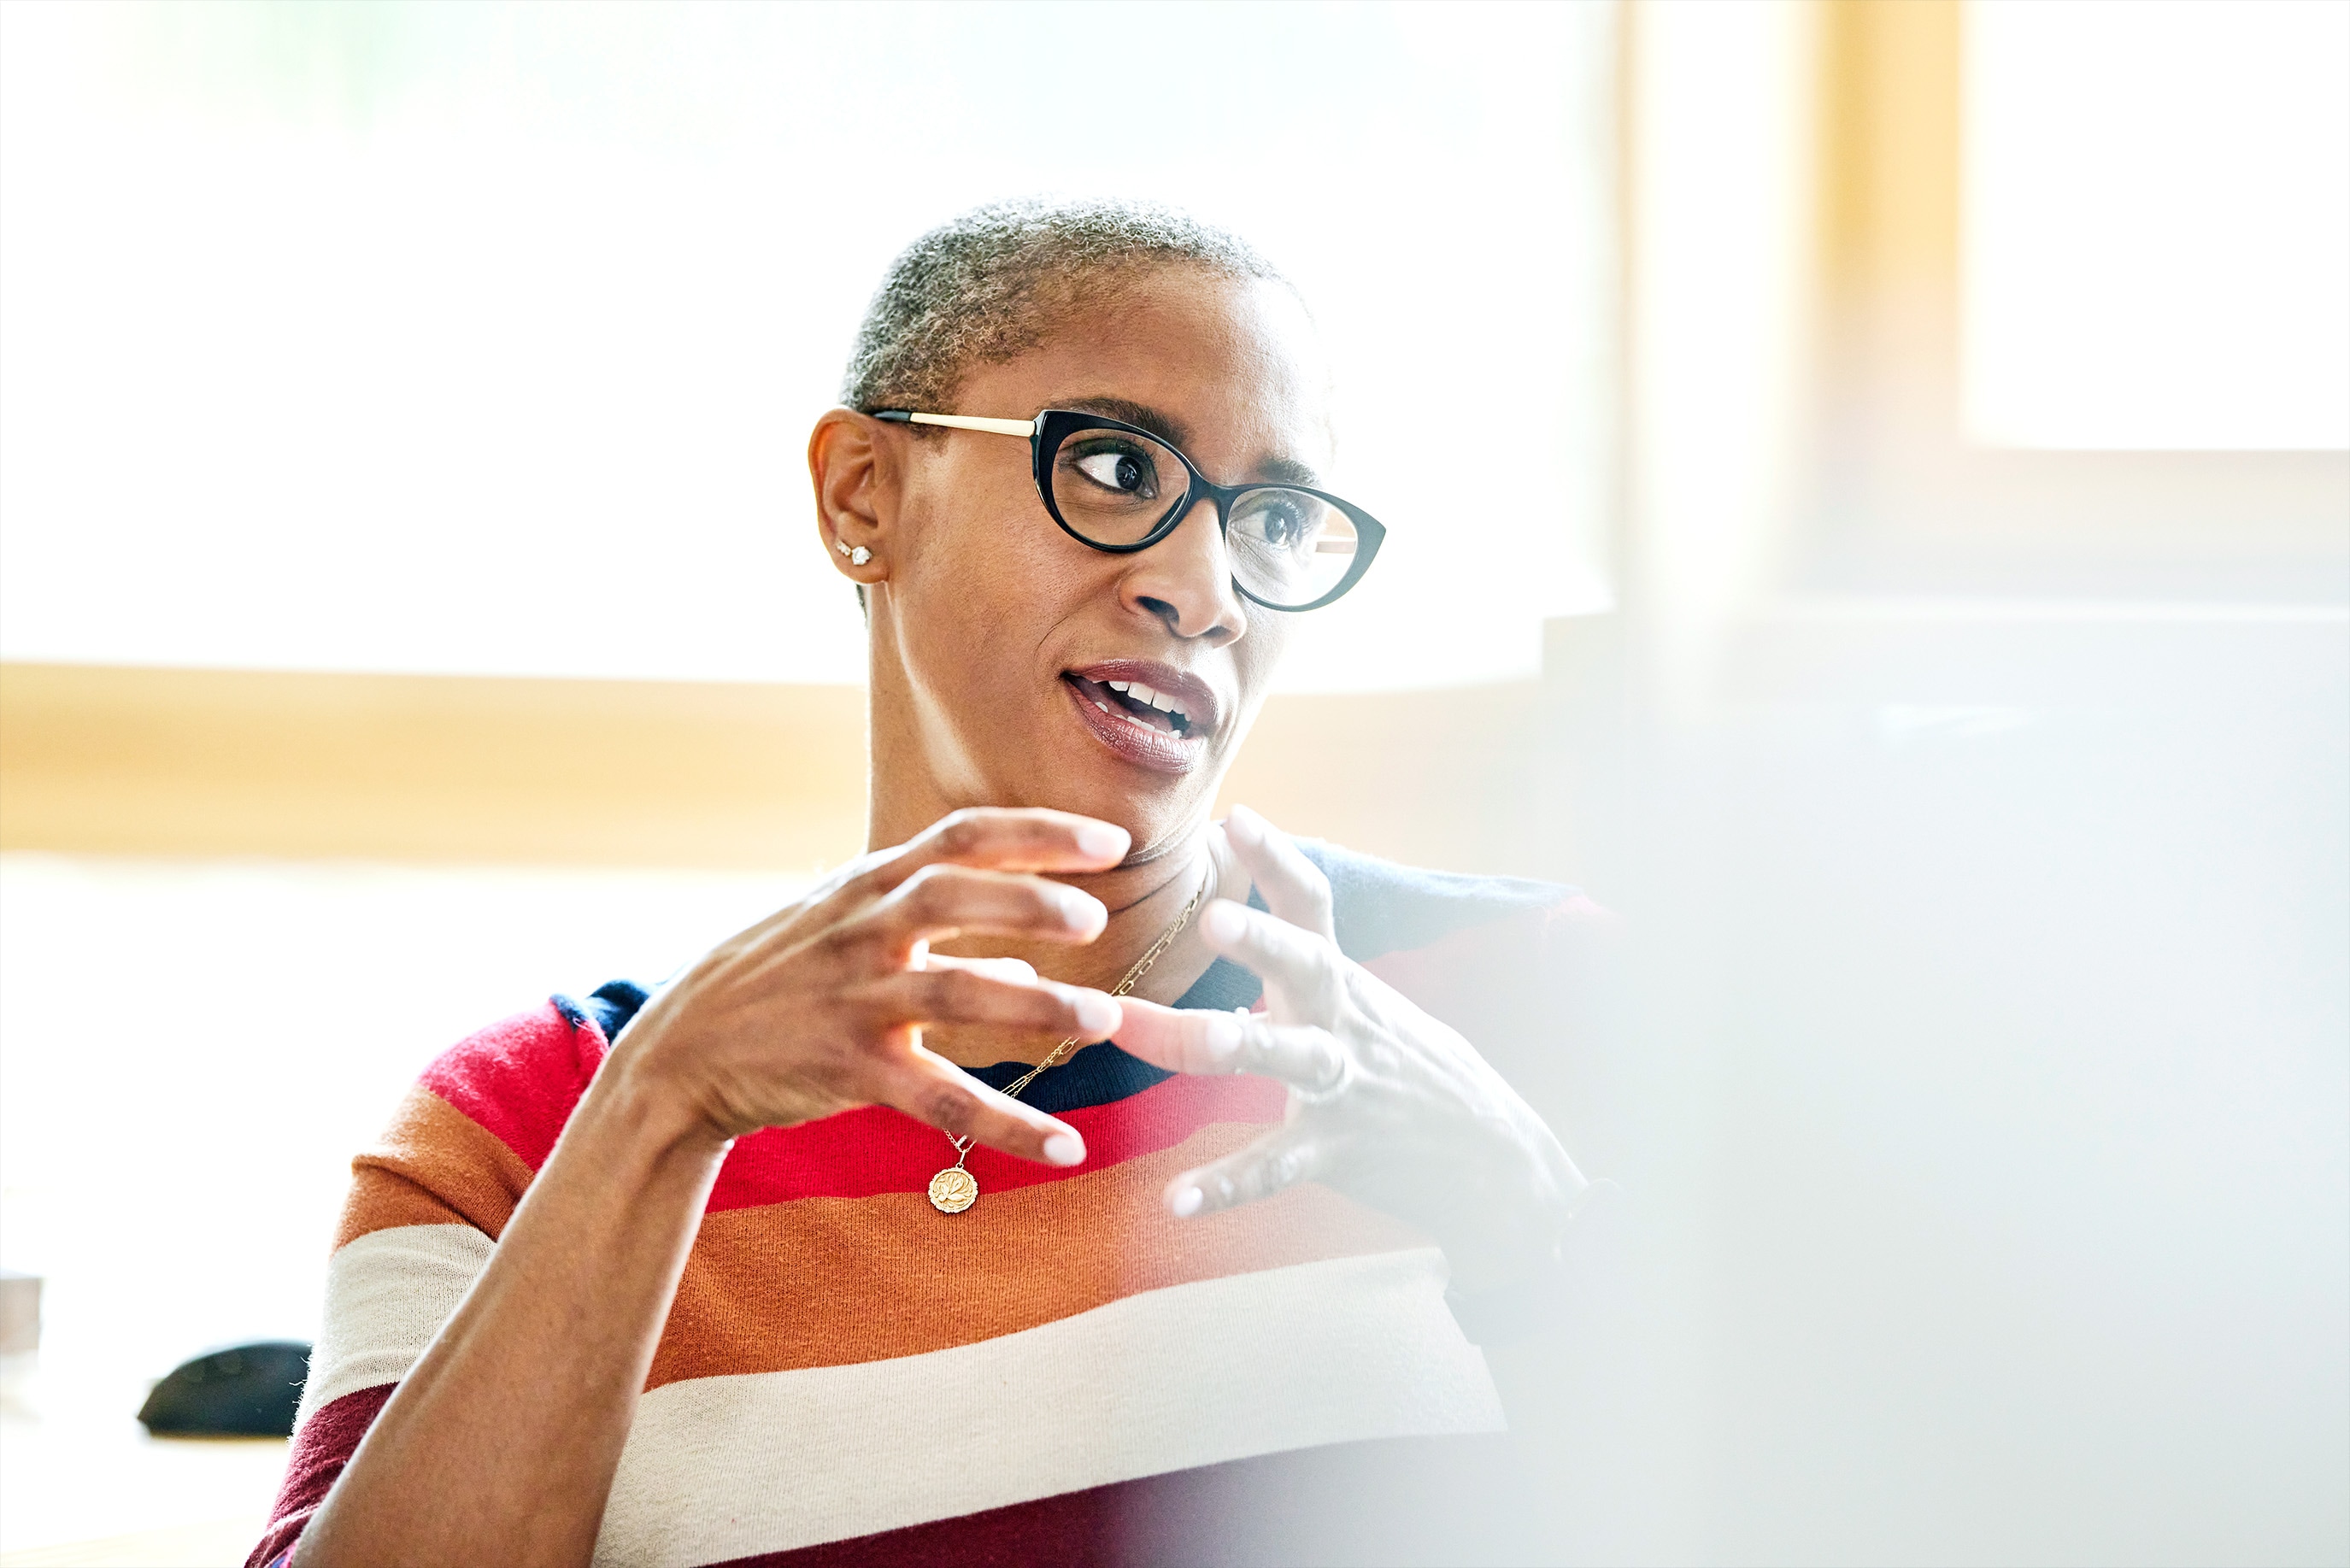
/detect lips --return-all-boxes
[1062,660,1220,775]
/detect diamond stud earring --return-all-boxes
[836,540,872,567]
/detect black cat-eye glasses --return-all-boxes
[873,408,1386,612]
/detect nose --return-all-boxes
[1117,493,1248,646]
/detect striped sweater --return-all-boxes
[252,843,1609,1567]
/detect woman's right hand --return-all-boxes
[603,807,1131,1166]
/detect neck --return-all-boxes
[863,644,1243,1007]
[908,808,1244,1069]
[925,815,1225,991]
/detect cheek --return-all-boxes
[902,443,1135,611]
[1228,613,1295,717]
[896,456,1033,596]
[890,457,1084,671]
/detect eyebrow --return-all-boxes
[1056,395,1324,490]
[1060,395,1189,448]
[1254,455,1322,488]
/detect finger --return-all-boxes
[878,1047,1087,1168]
[1224,805,1336,942]
[854,966,1122,1042]
[1108,997,1243,1073]
[1164,1125,1322,1218]
[1197,897,1342,1021]
[862,808,1131,896]
[855,863,1107,964]
[919,953,1038,984]
[1113,998,1344,1090]
[731,808,1126,954]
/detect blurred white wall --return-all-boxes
[1964,0,2350,449]
[1574,4,2350,1562]
[0,0,1616,693]
[1591,607,2350,1565]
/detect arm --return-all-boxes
[296,1066,726,1567]
[295,808,1131,1568]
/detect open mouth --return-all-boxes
[1065,672,1199,738]
[1059,661,1220,775]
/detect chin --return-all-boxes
[1021,728,1220,860]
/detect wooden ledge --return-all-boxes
[0,664,1549,875]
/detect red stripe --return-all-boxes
[416,1002,603,1172]
[706,1071,1284,1212]
[245,1383,396,1568]
[414,1001,1288,1208]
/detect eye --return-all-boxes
[1070,442,1158,500]
[1237,493,1317,552]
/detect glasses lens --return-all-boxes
[1226,488,1361,608]
[1048,426,1188,547]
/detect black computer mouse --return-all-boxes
[136,1341,311,1436]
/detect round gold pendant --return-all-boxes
[927,1166,978,1214]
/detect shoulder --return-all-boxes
[410,981,643,1175]
[1295,838,1613,966]
[1293,841,1619,1088]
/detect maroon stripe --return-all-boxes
[711,1433,1529,1568]
[245,1383,395,1568]
[241,1396,1526,1566]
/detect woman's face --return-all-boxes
[855,267,1332,862]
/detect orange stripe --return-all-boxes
[334,1084,537,1248]
[647,1122,1427,1389]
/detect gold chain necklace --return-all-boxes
[926,866,1211,1214]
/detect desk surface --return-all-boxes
[0,1355,285,1564]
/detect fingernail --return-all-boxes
[1201,1013,1241,1063]
[1072,990,1120,1037]
[1227,805,1261,843]
[1043,1131,1085,1167]
[1167,1183,1203,1218]
[1201,901,1245,943]
[1060,888,1105,930]
[1076,822,1130,860]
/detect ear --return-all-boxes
[808,408,893,585]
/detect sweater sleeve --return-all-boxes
[245,1001,604,1568]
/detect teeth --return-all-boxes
[1085,673,1195,731]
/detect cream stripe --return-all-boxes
[294,1223,494,1429]
[592,1248,1500,1567]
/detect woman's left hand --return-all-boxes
[1113,807,1591,1295]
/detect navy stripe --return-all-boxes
[966,954,1266,1114]
[550,979,652,1044]
[968,1041,1167,1112]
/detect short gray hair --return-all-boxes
[840,198,1290,414]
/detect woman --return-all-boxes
[254,200,1614,1568]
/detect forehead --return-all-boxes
[956,269,1334,479]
